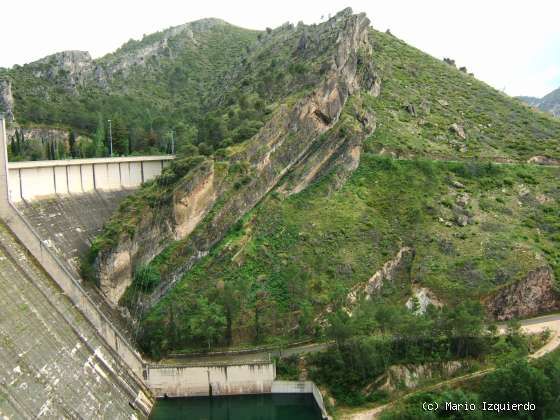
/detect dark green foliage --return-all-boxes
[276,355,300,380]
[308,301,498,405]
[381,351,560,419]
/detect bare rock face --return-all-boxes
[527,155,559,165]
[378,360,470,392]
[487,267,560,320]
[96,160,219,305]
[405,287,443,314]
[32,51,97,92]
[0,79,14,121]
[346,246,414,307]
[449,123,466,140]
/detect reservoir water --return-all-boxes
[150,393,323,420]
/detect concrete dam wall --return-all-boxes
[7,155,173,202]
[0,223,150,418]
[0,116,281,417]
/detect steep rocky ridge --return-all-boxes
[0,78,14,120]
[94,9,378,307]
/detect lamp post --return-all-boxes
[108,119,113,157]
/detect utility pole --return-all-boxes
[108,119,113,157]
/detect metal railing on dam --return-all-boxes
[7,154,174,202]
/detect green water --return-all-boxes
[150,393,322,420]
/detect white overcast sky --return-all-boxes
[1,0,559,98]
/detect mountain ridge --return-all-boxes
[519,86,560,117]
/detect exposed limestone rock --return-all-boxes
[96,10,379,311]
[455,214,469,227]
[173,161,218,240]
[451,180,465,189]
[455,193,470,207]
[0,79,14,121]
[346,247,414,307]
[278,104,375,196]
[32,51,98,93]
[487,267,560,320]
[405,287,443,314]
[449,123,466,140]
[96,160,219,305]
[6,126,69,146]
[527,155,559,165]
[377,360,470,392]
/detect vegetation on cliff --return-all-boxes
[81,11,560,358]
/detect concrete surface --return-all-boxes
[0,223,147,419]
[17,190,133,277]
[145,361,276,398]
[7,155,173,202]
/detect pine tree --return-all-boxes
[92,114,105,157]
[69,130,77,158]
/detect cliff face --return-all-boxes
[487,267,560,320]
[94,9,379,308]
[31,51,98,92]
[96,160,220,305]
[0,79,14,121]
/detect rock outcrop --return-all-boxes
[487,267,560,320]
[0,79,14,121]
[527,155,559,165]
[405,287,443,314]
[96,160,220,305]
[32,51,98,93]
[95,9,380,311]
[346,246,414,308]
[377,360,471,392]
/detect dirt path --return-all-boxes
[341,313,560,420]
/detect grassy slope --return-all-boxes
[366,30,560,161]
[140,154,559,355]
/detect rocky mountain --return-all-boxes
[3,9,560,361]
[0,18,259,159]
[519,86,560,117]
[72,9,560,360]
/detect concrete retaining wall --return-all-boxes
[7,155,173,202]
[146,361,276,398]
[272,381,329,419]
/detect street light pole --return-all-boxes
[108,119,113,157]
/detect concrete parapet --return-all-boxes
[145,361,277,398]
[272,381,329,419]
[7,154,173,202]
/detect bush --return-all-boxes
[133,264,160,293]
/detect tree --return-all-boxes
[91,114,106,157]
[481,359,554,419]
[111,117,129,156]
[188,297,226,349]
[68,130,78,158]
